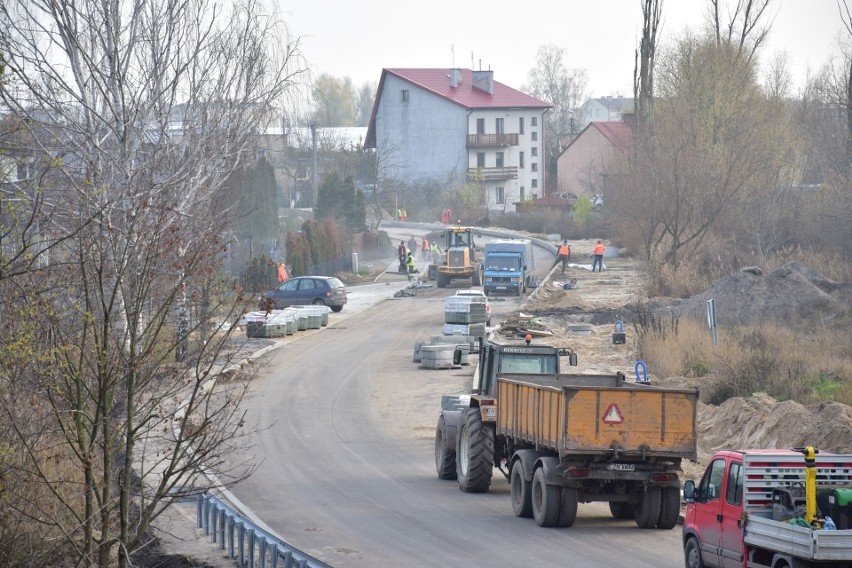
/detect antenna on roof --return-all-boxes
[451,44,454,68]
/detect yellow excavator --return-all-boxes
[434,223,482,288]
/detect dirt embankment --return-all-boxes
[518,248,852,479]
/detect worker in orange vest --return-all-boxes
[592,240,606,272]
[420,237,429,260]
[277,263,289,283]
[552,240,571,274]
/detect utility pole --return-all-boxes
[310,121,318,211]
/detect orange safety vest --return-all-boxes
[593,243,606,255]
[277,264,288,283]
[558,243,571,256]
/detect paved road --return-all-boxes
[228,254,685,567]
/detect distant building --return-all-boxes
[574,96,634,132]
[364,68,551,212]
[556,121,632,200]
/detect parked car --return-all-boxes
[455,288,491,326]
[259,276,347,312]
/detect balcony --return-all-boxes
[467,166,518,182]
[466,133,519,147]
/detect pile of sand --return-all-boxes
[667,261,849,326]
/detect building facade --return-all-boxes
[555,121,632,200]
[364,68,551,213]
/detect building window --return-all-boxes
[531,162,538,172]
[477,118,485,134]
[531,131,538,141]
[531,147,538,157]
[495,187,505,205]
[401,90,409,102]
[531,116,538,126]
[495,117,504,134]
[519,117,524,134]
[532,179,538,188]
[519,151,524,169]
[496,152,504,168]
[477,152,485,167]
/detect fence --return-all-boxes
[197,492,331,568]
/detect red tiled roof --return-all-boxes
[384,68,551,110]
[592,121,632,151]
[558,121,633,158]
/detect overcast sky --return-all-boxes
[273,0,848,97]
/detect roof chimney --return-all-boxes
[472,70,493,95]
[449,68,463,88]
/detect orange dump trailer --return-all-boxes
[493,375,698,529]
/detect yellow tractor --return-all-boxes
[434,224,482,288]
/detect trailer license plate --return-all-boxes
[607,464,635,471]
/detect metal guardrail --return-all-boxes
[197,493,332,568]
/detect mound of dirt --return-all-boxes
[677,392,852,480]
[667,261,848,326]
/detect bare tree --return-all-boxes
[0,0,304,565]
[523,44,589,192]
[634,0,663,133]
[707,0,775,65]
[839,0,852,172]
[616,34,790,266]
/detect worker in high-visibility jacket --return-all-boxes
[406,252,416,273]
[277,263,288,283]
[592,240,606,272]
[551,240,571,274]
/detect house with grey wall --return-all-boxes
[364,68,551,213]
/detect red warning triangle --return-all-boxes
[602,403,624,424]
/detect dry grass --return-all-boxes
[635,315,852,406]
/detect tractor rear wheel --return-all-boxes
[437,273,448,288]
[472,268,481,286]
[456,408,494,493]
[434,415,456,480]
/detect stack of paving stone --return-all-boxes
[245,310,296,338]
[442,295,487,341]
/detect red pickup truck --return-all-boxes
[682,449,852,568]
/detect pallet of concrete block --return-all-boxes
[442,322,486,342]
[287,305,328,329]
[245,310,296,338]
[444,295,487,324]
[419,344,459,370]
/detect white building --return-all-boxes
[364,68,551,212]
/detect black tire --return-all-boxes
[684,536,705,568]
[312,298,325,306]
[657,487,680,529]
[330,306,343,313]
[456,408,494,493]
[532,468,560,527]
[609,501,635,520]
[472,268,481,286]
[557,487,578,527]
[634,486,662,529]
[437,273,447,288]
[510,461,532,518]
[434,415,456,480]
